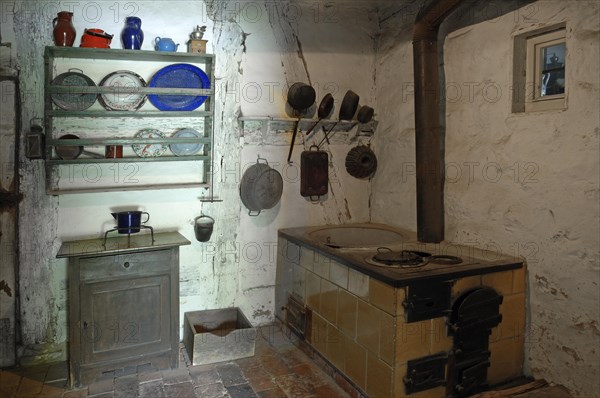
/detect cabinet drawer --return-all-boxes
[80,249,172,281]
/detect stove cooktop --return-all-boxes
[279,225,524,287]
[365,248,464,268]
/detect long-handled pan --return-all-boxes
[317,90,359,148]
[286,82,316,163]
[304,93,334,140]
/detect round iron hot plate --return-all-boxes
[367,248,430,268]
[429,255,463,265]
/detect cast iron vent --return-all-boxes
[404,352,448,394]
[403,280,452,322]
[283,294,307,338]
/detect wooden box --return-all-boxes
[188,39,207,54]
[183,308,256,366]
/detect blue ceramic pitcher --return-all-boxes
[155,37,179,52]
[121,17,143,50]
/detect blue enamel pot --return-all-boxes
[111,211,149,234]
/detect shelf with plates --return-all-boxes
[47,110,212,118]
[43,46,216,195]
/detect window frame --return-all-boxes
[524,28,567,112]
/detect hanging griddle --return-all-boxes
[301,144,328,199]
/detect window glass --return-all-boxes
[540,42,566,97]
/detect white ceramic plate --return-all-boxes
[132,129,168,157]
[170,128,204,156]
[99,70,147,111]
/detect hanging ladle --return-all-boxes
[304,93,334,140]
[317,90,359,148]
[286,82,316,163]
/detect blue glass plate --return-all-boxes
[148,63,210,111]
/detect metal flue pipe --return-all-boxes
[413,0,464,243]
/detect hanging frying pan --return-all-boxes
[304,93,334,140]
[318,90,359,148]
[286,82,316,163]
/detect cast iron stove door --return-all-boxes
[447,287,503,397]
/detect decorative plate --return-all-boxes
[170,128,204,156]
[98,70,147,111]
[148,63,210,111]
[132,129,168,157]
[51,70,97,111]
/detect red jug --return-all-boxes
[52,11,76,47]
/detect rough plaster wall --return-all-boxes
[2,0,63,364]
[373,1,600,395]
[371,7,417,231]
[217,1,378,325]
[6,0,379,364]
[443,2,600,395]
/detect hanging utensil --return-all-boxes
[304,93,334,140]
[240,157,284,216]
[194,214,214,242]
[350,105,375,139]
[286,82,316,163]
[301,144,329,200]
[345,145,377,179]
[357,105,374,125]
[318,90,359,148]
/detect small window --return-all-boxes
[512,25,567,113]
[526,29,566,111]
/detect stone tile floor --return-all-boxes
[0,324,350,398]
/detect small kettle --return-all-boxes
[190,25,206,40]
[155,37,179,52]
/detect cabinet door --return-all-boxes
[80,274,171,364]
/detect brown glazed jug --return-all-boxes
[53,12,76,46]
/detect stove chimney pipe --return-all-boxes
[413,0,463,243]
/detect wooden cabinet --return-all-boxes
[57,232,190,387]
[43,46,216,195]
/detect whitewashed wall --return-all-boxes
[4,0,377,364]
[6,1,599,394]
[373,1,600,396]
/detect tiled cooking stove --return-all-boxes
[276,225,526,398]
